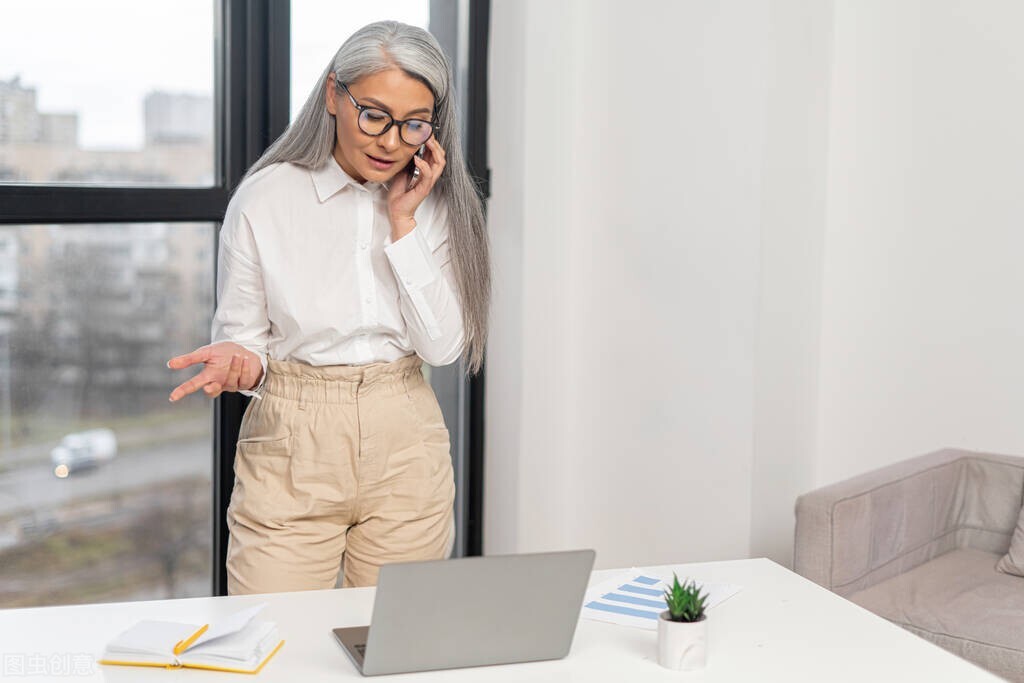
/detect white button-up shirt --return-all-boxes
[210,155,465,399]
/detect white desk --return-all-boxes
[0,558,1001,681]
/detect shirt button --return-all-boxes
[360,242,368,250]
[364,297,372,304]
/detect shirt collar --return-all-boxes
[310,153,385,202]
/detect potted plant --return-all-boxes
[657,573,709,671]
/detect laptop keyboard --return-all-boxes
[355,643,367,657]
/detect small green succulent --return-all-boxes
[663,573,708,623]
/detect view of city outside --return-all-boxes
[0,0,216,607]
[0,1,215,185]
[0,222,215,607]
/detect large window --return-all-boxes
[0,0,221,608]
[0,0,488,606]
[0,0,231,606]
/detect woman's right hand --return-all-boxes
[167,341,263,402]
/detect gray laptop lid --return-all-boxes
[351,549,595,676]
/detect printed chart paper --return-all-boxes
[582,568,742,630]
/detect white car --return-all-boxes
[50,428,118,477]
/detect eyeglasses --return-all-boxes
[338,82,436,146]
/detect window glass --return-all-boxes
[0,1,215,186]
[0,223,215,606]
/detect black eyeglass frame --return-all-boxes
[338,82,437,146]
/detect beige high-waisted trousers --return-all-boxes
[225,354,456,594]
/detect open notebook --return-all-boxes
[98,602,284,674]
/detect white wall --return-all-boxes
[487,0,776,569]
[750,0,834,563]
[555,0,773,568]
[816,0,1024,484]
[485,0,1024,569]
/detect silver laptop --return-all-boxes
[332,549,596,676]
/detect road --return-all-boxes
[0,438,212,519]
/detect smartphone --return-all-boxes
[405,145,426,191]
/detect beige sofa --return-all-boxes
[794,448,1024,682]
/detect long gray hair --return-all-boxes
[240,21,489,375]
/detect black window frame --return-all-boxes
[0,0,489,597]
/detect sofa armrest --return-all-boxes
[794,448,1024,597]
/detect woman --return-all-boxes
[166,20,489,594]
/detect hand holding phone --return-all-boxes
[405,145,426,192]
[387,139,446,241]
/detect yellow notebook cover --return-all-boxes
[98,603,284,674]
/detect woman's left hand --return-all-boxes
[387,136,446,241]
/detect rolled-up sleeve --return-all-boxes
[210,204,270,399]
[383,196,465,366]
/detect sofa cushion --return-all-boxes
[849,548,1024,681]
[997,503,1024,577]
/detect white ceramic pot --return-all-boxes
[656,611,707,671]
